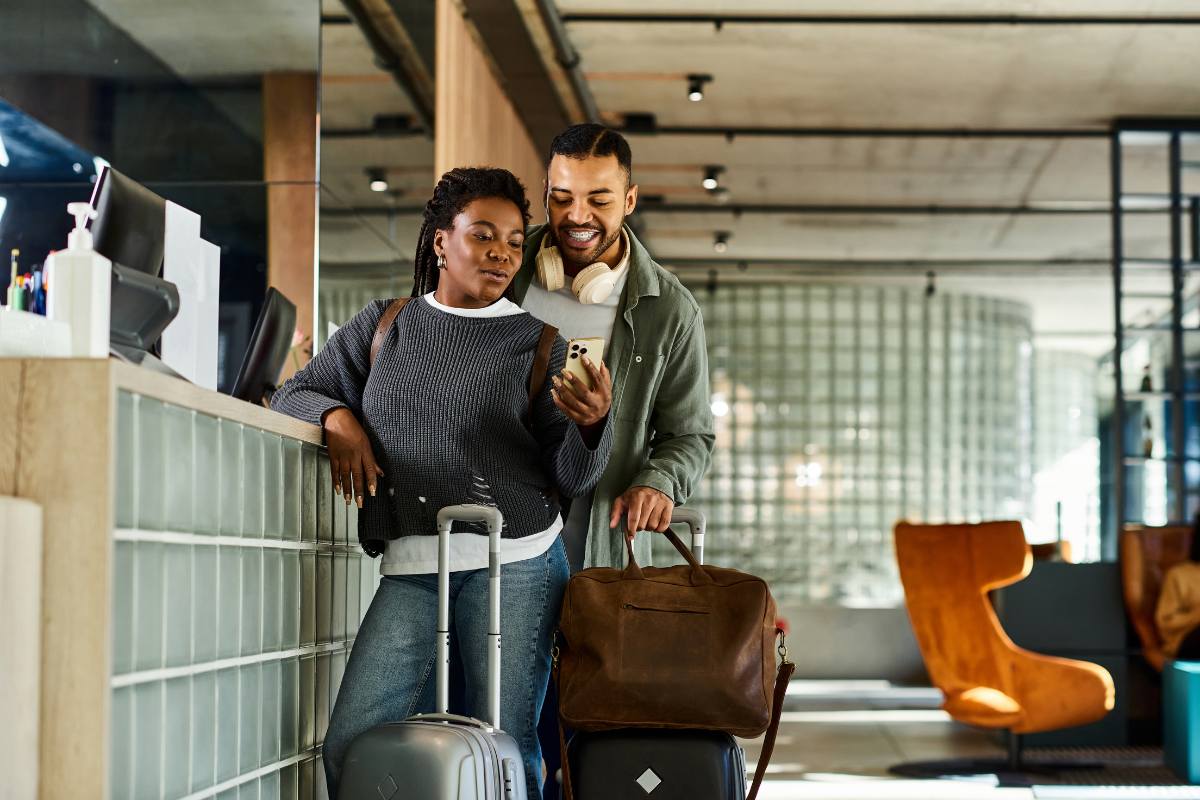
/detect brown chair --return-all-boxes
[892,520,1115,779]
[1120,524,1193,671]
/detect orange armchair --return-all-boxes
[1120,524,1193,671]
[893,521,1115,776]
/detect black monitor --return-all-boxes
[89,166,166,276]
[232,288,297,405]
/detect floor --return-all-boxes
[741,682,1200,800]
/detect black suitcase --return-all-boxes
[566,728,746,799]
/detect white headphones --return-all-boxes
[535,229,624,305]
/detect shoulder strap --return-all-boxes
[369,297,411,367]
[528,323,558,405]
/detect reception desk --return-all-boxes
[0,359,375,799]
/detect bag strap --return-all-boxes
[369,298,556,410]
[370,297,410,366]
[556,632,795,800]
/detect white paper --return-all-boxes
[161,201,220,388]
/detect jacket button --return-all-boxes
[635,355,643,363]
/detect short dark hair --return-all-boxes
[548,123,633,180]
[411,167,530,297]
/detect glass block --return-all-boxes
[283,439,302,541]
[116,391,136,529]
[163,676,192,799]
[264,433,284,539]
[300,551,316,647]
[280,762,298,800]
[317,453,333,543]
[191,670,217,793]
[361,559,379,623]
[262,548,282,653]
[299,758,315,800]
[195,412,221,535]
[260,771,280,799]
[163,543,193,667]
[301,446,317,541]
[137,397,167,531]
[345,501,358,546]
[239,663,262,774]
[316,652,331,744]
[282,551,301,648]
[330,650,347,711]
[165,405,195,532]
[112,541,135,675]
[193,545,219,663]
[241,548,264,656]
[316,552,332,645]
[300,655,316,750]
[315,758,329,800]
[332,553,347,642]
[132,681,163,798]
[243,427,266,538]
[216,788,239,800]
[345,553,361,640]
[332,495,346,544]
[280,656,299,759]
[218,546,242,660]
[110,686,133,800]
[219,419,244,535]
[261,659,281,767]
[133,542,165,671]
[216,667,239,783]
[238,778,260,800]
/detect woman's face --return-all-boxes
[433,196,526,308]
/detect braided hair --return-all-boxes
[412,167,532,297]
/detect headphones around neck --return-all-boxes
[535,229,624,305]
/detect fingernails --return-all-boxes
[356,496,363,509]
[344,494,351,506]
[369,485,376,497]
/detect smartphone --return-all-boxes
[563,337,605,390]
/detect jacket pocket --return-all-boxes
[615,351,665,423]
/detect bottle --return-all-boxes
[1142,414,1154,459]
[1140,364,1153,393]
[45,203,111,357]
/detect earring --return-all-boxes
[437,255,446,270]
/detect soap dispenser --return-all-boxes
[45,202,111,357]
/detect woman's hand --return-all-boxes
[552,357,612,428]
[322,407,384,508]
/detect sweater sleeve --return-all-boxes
[529,335,613,498]
[270,300,390,426]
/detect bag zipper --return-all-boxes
[621,602,710,614]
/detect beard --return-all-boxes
[557,223,623,272]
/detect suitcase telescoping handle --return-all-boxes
[435,504,504,730]
[669,507,706,565]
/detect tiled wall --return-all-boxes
[111,391,377,799]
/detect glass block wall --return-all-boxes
[666,283,1034,607]
[111,391,376,798]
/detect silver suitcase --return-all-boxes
[338,505,530,800]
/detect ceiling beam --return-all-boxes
[561,12,1200,26]
[615,119,1108,139]
[637,202,1143,216]
[339,0,436,135]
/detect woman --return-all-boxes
[271,167,613,798]
[1156,515,1200,662]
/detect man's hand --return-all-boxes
[552,357,612,428]
[610,485,675,541]
[322,407,384,508]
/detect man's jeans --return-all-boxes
[323,538,569,799]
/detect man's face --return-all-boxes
[545,153,638,271]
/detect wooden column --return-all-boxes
[435,0,543,200]
[263,72,319,376]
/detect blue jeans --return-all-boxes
[323,538,569,799]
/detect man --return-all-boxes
[513,123,715,572]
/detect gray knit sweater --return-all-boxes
[271,298,613,541]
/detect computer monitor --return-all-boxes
[231,288,297,405]
[89,166,166,276]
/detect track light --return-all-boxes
[367,167,388,193]
[713,231,731,254]
[701,165,724,191]
[687,73,713,102]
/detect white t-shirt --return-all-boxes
[519,231,630,570]
[380,292,561,575]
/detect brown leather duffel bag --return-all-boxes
[554,517,794,800]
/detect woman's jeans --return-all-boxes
[323,538,568,799]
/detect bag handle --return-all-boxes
[556,629,795,800]
[622,528,714,585]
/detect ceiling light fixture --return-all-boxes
[701,165,724,191]
[367,167,388,193]
[713,231,731,253]
[687,73,713,102]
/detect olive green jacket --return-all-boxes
[513,224,715,568]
